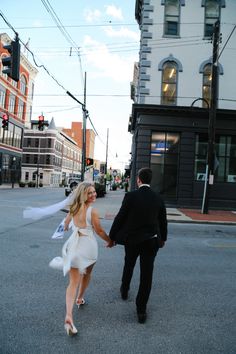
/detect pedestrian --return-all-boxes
[124,178,129,192]
[49,182,113,336]
[109,167,167,323]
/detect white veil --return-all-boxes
[23,193,75,220]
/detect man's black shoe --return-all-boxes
[120,285,128,300]
[137,312,147,324]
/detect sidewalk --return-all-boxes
[95,189,236,225]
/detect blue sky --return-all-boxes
[1,1,140,170]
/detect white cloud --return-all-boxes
[84,9,101,22]
[105,5,123,20]
[103,26,139,41]
[83,35,137,82]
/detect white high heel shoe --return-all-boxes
[76,298,85,309]
[64,322,78,336]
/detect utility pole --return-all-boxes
[81,72,87,181]
[104,128,109,191]
[202,20,220,214]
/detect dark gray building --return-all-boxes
[129,0,236,209]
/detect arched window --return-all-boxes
[20,75,27,95]
[161,61,177,105]
[202,64,212,108]
[200,58,223,108]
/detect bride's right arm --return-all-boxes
[91,208,111,244]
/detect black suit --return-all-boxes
[109,185,167,313]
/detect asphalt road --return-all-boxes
[0,188,236,354]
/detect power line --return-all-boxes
[0,9,101,142]
[40,0,84,85]
[0,21,235,30]
[218,24,236,60]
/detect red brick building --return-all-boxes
[0,33,37,185]
[63,121,95,159]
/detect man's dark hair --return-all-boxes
[138,168,152,184]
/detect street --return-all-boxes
[0,188,236,354]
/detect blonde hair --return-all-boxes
[69,182,94,216]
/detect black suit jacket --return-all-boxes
[109,186,167,245]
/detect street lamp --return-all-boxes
[11,157,16,188]
[191,98,210,214]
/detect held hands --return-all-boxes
[106,239,115,248]
[158,240,165,248]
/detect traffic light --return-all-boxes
[2,36,20,82]
[86,158,94,167]
[1,113,9,130]
[38,115,44,131]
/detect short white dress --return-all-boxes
[49,206,98,276]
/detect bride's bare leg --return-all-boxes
[65,268,81,323]
[76,263,95,304]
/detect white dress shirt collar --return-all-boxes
[139,184,150,188]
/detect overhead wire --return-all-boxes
[0,9,105,146]
[40,0,84,85]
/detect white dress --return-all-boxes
[49,206,98,276]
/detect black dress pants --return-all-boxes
[121,237,159,313]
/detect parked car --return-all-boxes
[65,177,106,198]
[65,177,81,196]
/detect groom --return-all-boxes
[109,167,167,323]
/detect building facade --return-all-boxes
[21,119,82,187]
[63,122,96,159]
[0,33,38,185]
[130,0,236,208]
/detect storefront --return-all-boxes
[130,105,236,209]
[0,118,23,185]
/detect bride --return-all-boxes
[24,182,114,336]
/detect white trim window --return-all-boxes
[164,0,180,36]
[8,93,16,114]
[204,0,221,38]
[18,99,24,120]
[20,75,27,95]
[0,84,6,108]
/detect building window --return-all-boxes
[151,132,180,197]
[27,138,31,147]
[0,84,6,108]
[20,75,27,95]
[35,138,39,148]
[31,82,34,100]
[46,155,51,164]
[195,134,236,183]
[161,61,177,105]
[8,94,16,114]
[164,0,180,36]
[34,155,38,164]
[204,0,220,38]
[202,64,212,108]
[26,154,30,163]
[18,99,24,120]
[11,79,17,89]
[13,126,22,148]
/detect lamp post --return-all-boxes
[191,21,220,214]
[203,20,220,214]
[191,98,210,214]
[11,157,16,188]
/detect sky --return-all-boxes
[0,0,140,171]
